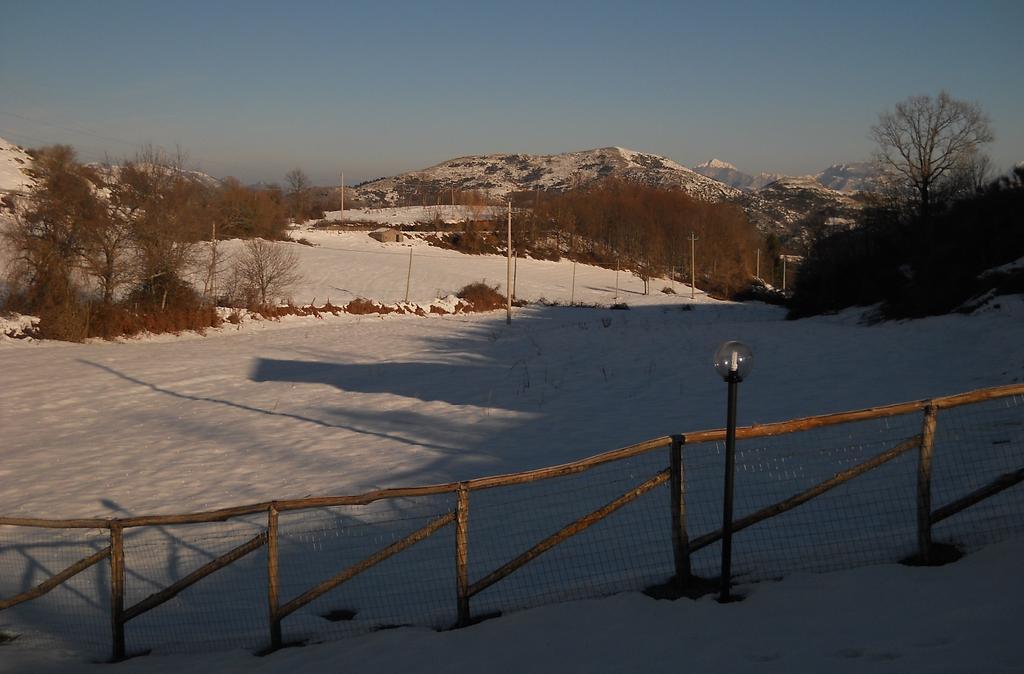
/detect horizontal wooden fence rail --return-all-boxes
[0,382,1021,661]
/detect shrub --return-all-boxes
[456,282,506,311]
[344,298,388,315]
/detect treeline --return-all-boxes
[789,167,1024,319]
[514,181,760,297]
[284,168,365,222]
[1,146,299,340]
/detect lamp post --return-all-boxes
[712,340,753,602]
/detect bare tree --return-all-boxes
[233,239,302,307]
[871,91,993,220]
[285,168,311,222]
[120,152,210,309]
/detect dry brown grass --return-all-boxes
[456,282,506,312]
[86,304,223,340]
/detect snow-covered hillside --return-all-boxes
[220,227,709,308]
[355,147,741,206]
[316,204,503,226]
[0,137,35,195]
[87,161,222,189]
[815,162,882,193]
[741,175,862,235]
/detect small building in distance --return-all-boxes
[369,228,404,243]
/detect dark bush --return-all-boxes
[457,282,506,311]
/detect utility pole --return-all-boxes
[756,248,760,279]
[340,172,344,221]
[689,232,698,300]
[506,200,512,325]
[513,251,518,303]
[404,245,413,303]
[570,259,577,305]
[614,257,619,302]
[782,255,788,292]
[210,219,218,304]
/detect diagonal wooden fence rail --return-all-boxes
[1,383,1023,661]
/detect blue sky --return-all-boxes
[1,1,1020,185]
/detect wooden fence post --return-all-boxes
[267,504,282,650]
[670,435,690,588]
[917,404,938,563]
[455,484,470,627]
[109,523,125,662]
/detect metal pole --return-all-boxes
[782,256,787,291]
[614,258,619,301]
[210,219,217,304]
[756,248,760,279]
[689,233,697,300]
[404,246,413,303]
[720,371,739,602]
[570,259,577,305]
[513,253,518,302]
[506,200,512,325]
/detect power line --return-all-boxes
[0,109,247,176]
[0,108,141,148]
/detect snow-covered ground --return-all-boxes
[220,227,712,308]
[3,294,1022,518]
[1,228,1023,672]
[318,205,502,226]
[3,537,1021,674]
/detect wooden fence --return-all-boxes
[2,382,1023,661]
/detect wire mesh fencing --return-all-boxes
[0,526,110,659]
[1,386,1022,662]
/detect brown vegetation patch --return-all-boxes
[457,282,506,311]
[344,298,386,315]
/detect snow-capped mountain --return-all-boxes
[694,158,881,194]
[0,137,35,196]
[815,162,882,193]
[355,147,742,205]
[692,158,754,190]
[750,171,788,190]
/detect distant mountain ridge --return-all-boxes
[354,146,866,236]
[354,147,741,205]
[0,134,867,239]
[692,158,882,194]
[693,158,755,190]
